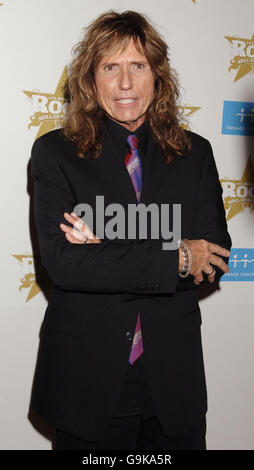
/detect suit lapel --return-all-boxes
[140,134,170,205]
[99,125,138,205]
[97,125,177,207]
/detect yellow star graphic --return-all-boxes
[178,105,201,130]
[23,67,68,140]
[221,155,254,221]
[12,254,41,302]
[225,34,254,82]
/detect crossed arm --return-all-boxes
[31,136,231,294]
[60,211,230,286]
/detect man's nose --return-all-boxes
[119,66,133,90]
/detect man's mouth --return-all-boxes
[115,98,136,104]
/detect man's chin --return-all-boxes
[105,110,146,125]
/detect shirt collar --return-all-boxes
[103,113,149,157]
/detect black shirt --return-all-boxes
[103,115,156,419]
[103,114,149,173]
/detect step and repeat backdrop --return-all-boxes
[0,0,253,450]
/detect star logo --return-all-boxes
[225,34,254,82]
[178,105,201,130]
[12,253,41,302]
[220,155,254,221]
[23,67,68,139]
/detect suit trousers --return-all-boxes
[55,355,206,450]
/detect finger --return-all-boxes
[203,264,216,276]
[70,212,86,232]
[60,222,69,233]
[203,265,216,283]
[71,212,100,240]
[64,212,85,232]
[207,242,230,257]
[63,212,101,241]
[208,254,230,273]
[194,274,203,285]
[69,212,98,239]
[65,231,83,244]
[64,212,80,223]
[208,272,216,283]
[65,211,81,221]
[60,223,85,241]
[60,222,73,234]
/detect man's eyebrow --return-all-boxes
[99,61,119,67]
[130,61,148,65]
[99,60,148,67]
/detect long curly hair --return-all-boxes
[63,10,191,162]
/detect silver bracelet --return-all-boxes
[178,240,193,278]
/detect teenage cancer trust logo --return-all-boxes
[222,249,254,281]
[225,34,254,82]
[220,155,254,221]
[23,67,68,139]
[222,101,254,136]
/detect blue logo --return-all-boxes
[221,248,254,281]
[222,100,254,136]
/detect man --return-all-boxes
[31,11,231,450]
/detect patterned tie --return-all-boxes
[124,134,144,365]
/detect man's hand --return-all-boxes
[179,239,230,285]
[60,212,102,244]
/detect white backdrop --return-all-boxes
[0,0,254,450]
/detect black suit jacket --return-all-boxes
[30,124,231,441]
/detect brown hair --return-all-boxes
[63,10,191,162]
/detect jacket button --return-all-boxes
[126,331,132,341]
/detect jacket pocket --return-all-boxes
[43,307,87,337]
[182,305,202,334]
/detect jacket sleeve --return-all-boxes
[176,138,232,291]
[31,135,179,295]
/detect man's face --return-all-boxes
[94,38,155,131]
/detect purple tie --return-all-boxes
[124,134,144,365]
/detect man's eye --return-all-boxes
[104,65,117,71]
[134,63,145,70]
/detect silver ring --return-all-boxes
[82,236,89,244]
[207,268,214,276]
